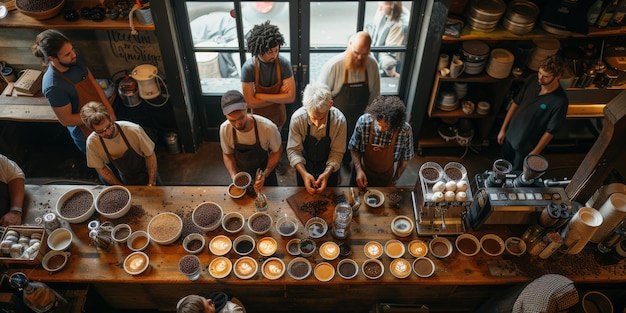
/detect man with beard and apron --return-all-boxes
[349,96,414,188]
[34,30,116,154]
[81,102,159,186]
[0,154,25,226]
[287,83,347,194]
[318,31,380,165]
[220,90,282,193]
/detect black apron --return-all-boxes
[332,69,370,136]
[297,111,339,187]
[233,116,278,186]
[99,124,150,185]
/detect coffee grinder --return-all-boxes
[485,159,513,187]
[514,154,549,187]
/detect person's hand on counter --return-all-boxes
[1,210,22,226]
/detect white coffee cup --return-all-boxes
[47,228,73,251]
[439,68,450,77]
[450,59,465,78]
[438,54,450,70]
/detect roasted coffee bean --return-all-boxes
[186,239,203,251]
[250,215,271,232]
[60,191,93,218]
[179,255,200,274]
[193,203,221,228]
[98,189,130,214]
[298,200,328,216]
[16,0,63,12]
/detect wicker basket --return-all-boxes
[15,0,66,20]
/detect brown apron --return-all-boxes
[251,57,286,129]
[56,68,107,137]
[361,125,398,187]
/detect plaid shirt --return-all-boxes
[348,114,414,162]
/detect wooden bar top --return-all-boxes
[9,185,626,286]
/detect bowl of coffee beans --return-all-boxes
[192,202,224,232]
[233,172,252,189]
[247,212,273,235]
[147,212,183,245]
[56,187,95,223]
[95,186,132,219]
[419,162,444,184]
[15,0,66,20]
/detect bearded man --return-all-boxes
[318,31,380,166]
[497,55,568,171]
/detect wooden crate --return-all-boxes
[0,225,47,264]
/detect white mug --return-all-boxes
[438,54,449,70]
[450,59,465,78]
[439,68,450,77]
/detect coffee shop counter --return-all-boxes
[8,185,626,312]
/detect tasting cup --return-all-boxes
[261,257,286,280]
[314,262,335,282]
[384,239,406,259]
[362,258,384,280]
[47,228,73,251]
[298,238,317,258]
[287,257,312,280]
[337,258,359,280]
[208,256,232,279]
[390,258,412,279]
[209,235,232,256]
[124,251,150,275]
[221,212,245,234]
[364,241,384,259]
[42,251,71,273]
[127,230,150,252]
[233,234,255,256]
[408,239,429,258]
[504,236,526,256]
[412,256,435,278]
[480,234,505,257]
[439,67,450,77]
[178,254,202,281]
[319,241,340,261]
[233,256,258,280]
[247,212,273,236]
[183,233,206,254]
[286,238,301,256]
[305,217,327,238]
[455,233,481,257]
[429,236,453,259]
[257,237,277,257]
[111,223,132,243]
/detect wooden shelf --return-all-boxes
[431,107,486,118]
[443,24,626,42]
[0,0,155,31]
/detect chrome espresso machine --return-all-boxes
[465,155,575,230]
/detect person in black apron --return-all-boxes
[317,31,381,166]
[220,91,282,193]
[80,102,160,186]
[287,83,347,194]
[0,154,25,226]
[349,96,414,188]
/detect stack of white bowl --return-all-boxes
[501,0,539,35]
[487,48,515,79]
[437,90,458,111]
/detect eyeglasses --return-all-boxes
[94,122,114,134]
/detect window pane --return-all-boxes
[310,2,358,47]
[241,2,291,48]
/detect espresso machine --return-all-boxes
[466,155,574,230]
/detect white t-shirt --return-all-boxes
[0,154,25,183]
[86,121,155,169]
[219,114,282,155]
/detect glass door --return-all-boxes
[174,1,417,137]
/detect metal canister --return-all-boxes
[43,213,61,233]
[577,68,596,88]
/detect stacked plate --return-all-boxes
[437,90,458,111]
[501,0,539,35]
[527,39,560,71]
[486,48,515,79]
[461,41,490,75]
[465,0,507,32]
[454,82,468,100]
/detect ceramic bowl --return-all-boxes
[227,183,246,199]
[42,250,70,273]
[95,186,132,219]
[182,233,206,254]
[287,257,312,280]
[275,214,299,237]
[261,257,286,280]
[362,258,384,279]
[221,212,245,234]
[192,202,223,232]
[233,171,252,189]
[56,187,95,223]
[123,251,149,275]
[247,212,273,235]
[147,212,182,245]
[363,189,385,208]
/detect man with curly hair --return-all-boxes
[241,20,296,131]
[349,96,413,188]
[497,55,568,170]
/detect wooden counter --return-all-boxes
[8,185,626,312]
